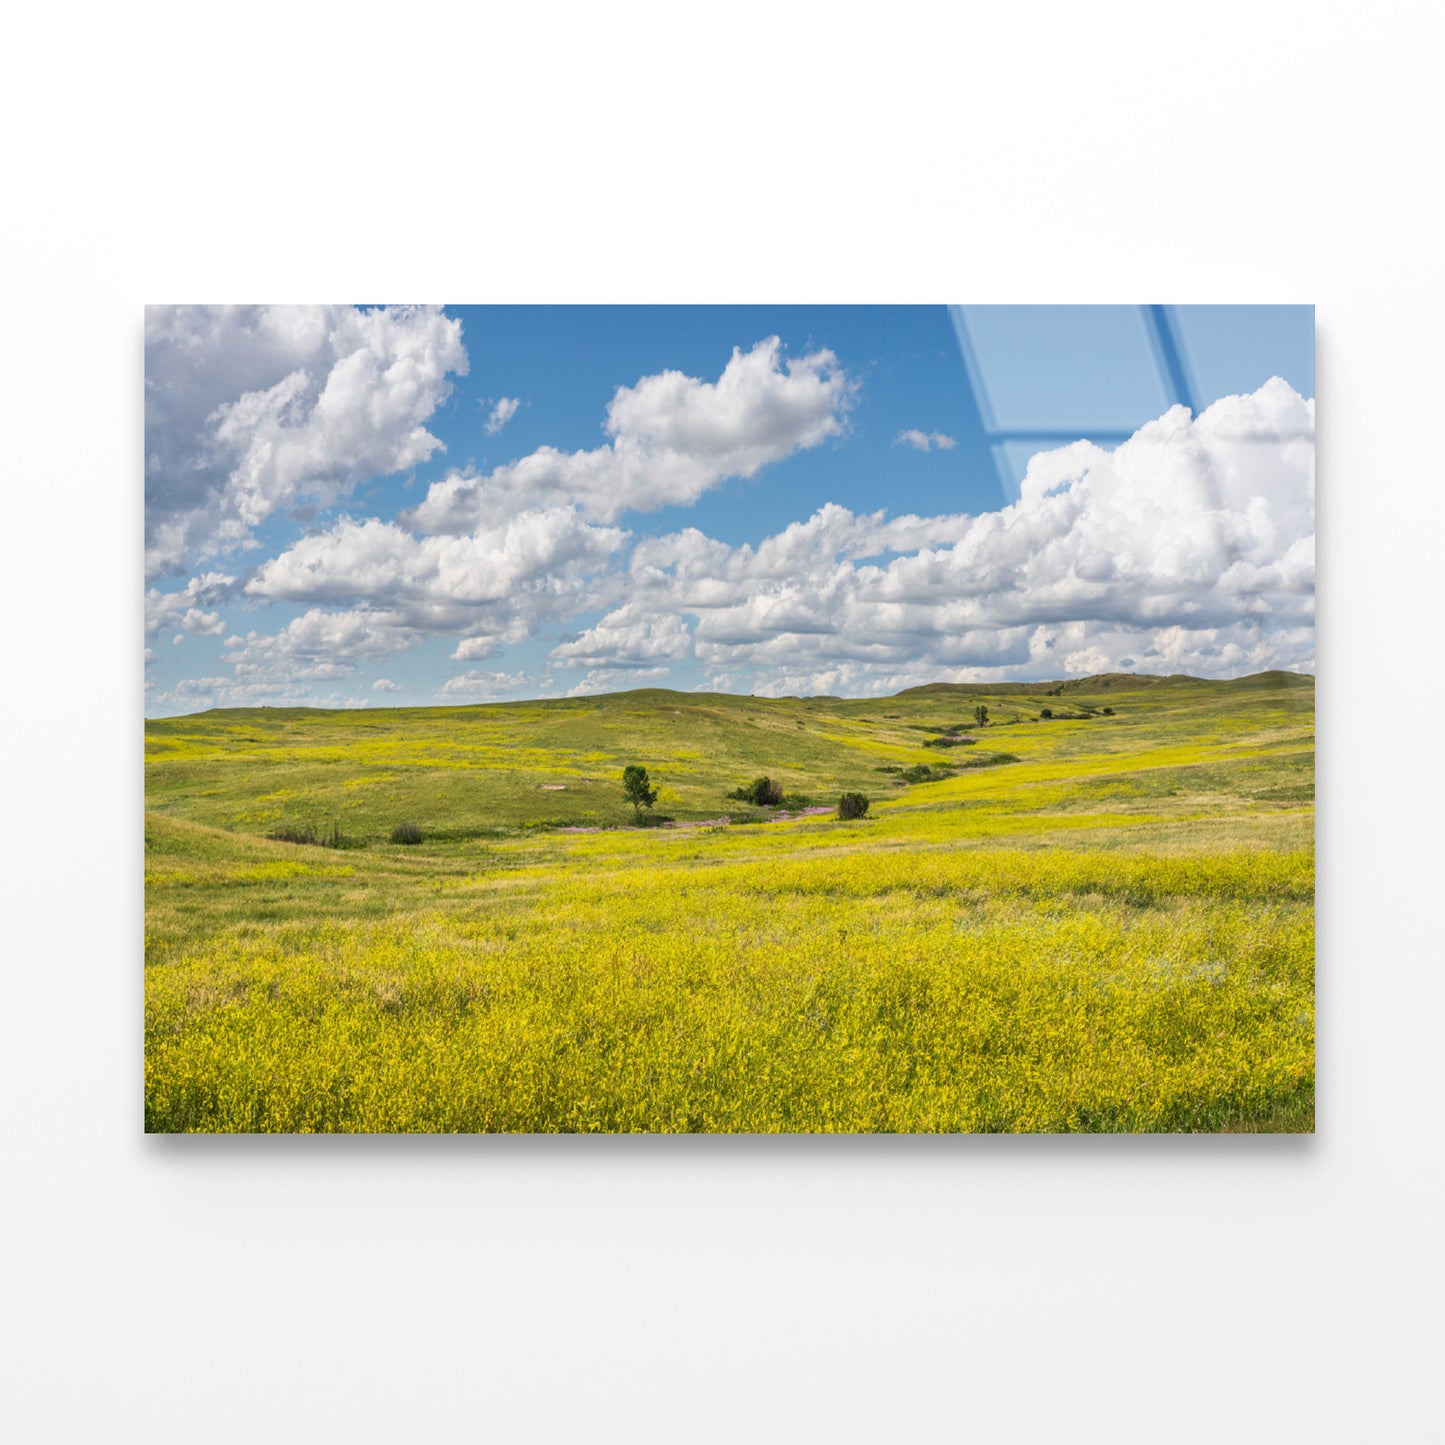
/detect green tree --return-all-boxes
[622,764,658,823]
[974,704,989,726]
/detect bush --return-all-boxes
[268,822,353,849]
[728,776,784,806]
[1102,707,1115,716]
[390,821,424,845]
[837,792,870,820]
[901,764,948,784]
[1040,707,1053,719]
[753,776,783,806]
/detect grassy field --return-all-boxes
[144,671,1315,1132]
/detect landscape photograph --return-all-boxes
[144,303,1315,1133]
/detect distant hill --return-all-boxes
[1223,670,1315,690]
[894,681,1057,697]
[894,670,1312,698]
[172,672,1314,724]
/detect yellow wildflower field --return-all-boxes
[145,672,1313,1132]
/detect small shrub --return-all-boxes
[269,822,353,849]
[1102,707,1115,715]
[901,764,951,784]
[728,776,783,806]
[1040,707,1053,719]
[753,776,784,806]
[837,792,870,820]
[391,821,424,845]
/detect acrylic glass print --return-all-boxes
[144,305,1315,1133]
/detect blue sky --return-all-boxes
[144,304,1315,714]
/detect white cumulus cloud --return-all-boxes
[566,666,672,698]
[244,508,629,668]
[484,396,521,434]
[145,570,238,636]
[894,429,957,452]
[145,304,467,579]
[601,378,1315,691]
[439,670,552,701]
[157,374,1314,707]
[550,606,693,670]
[451,638,499,662]
[407,337,852,533]
[222,608,420,684]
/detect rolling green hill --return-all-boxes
[146,672,1314,842]
[145,672,1314,1133]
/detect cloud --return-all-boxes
[407,337,852,533]
[145,305,466,579]
[249,509,624,610]
[177,609,226,636]
[191,508,627,703]
[894,429,956,452]
[628,502,972,596]
[158,377,1313,709]
[217,339,849,693]
[439,670,552,701]
[549,606,693,669]
[221,608,421,686]
[147,675,373,712]
[605,379,1316,690]
[484,396,521,435]
[566,666,672,698]
[245,508,629,664]
[371,678,402,692]
[144,571,237,636]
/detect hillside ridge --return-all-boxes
[157,670,1314,724]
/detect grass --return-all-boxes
[145,672,1314,1133]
